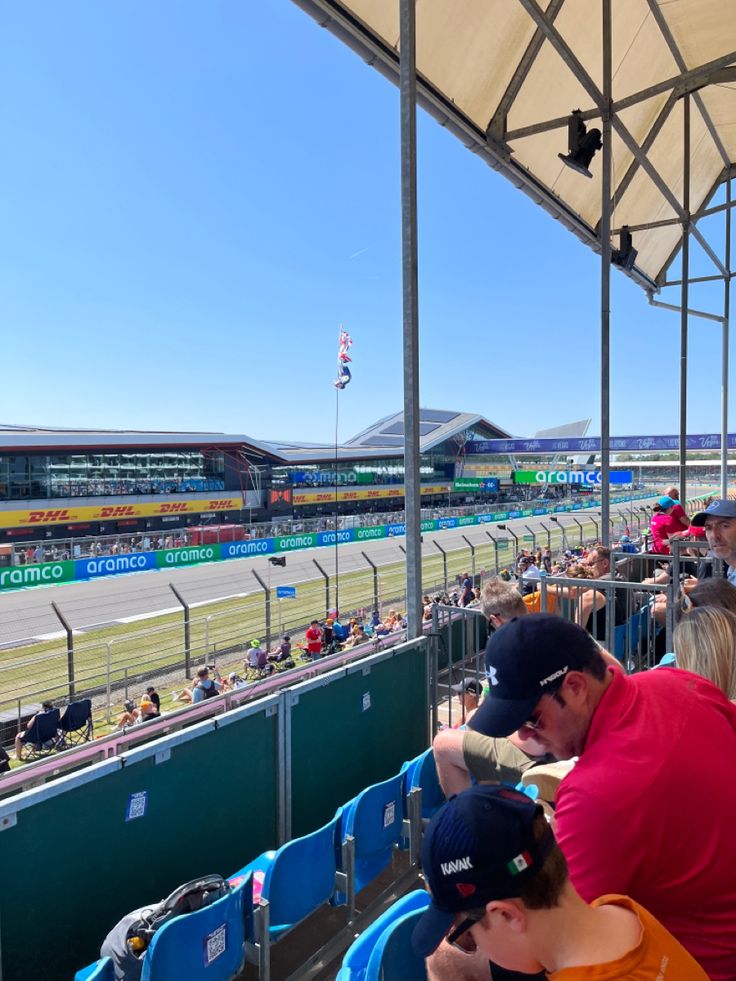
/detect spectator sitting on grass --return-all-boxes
[246,639,267,670]
[190,666,222,703]
[15,700,56,760]
[268,635,292,662]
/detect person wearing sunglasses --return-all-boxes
[465,614,736,980]
[413,784,707,979]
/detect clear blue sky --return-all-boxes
[1,1,731,443]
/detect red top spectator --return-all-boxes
[305,621,322,656]
[649,496,677,553]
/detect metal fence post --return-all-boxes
[461,535,476,580]
[51,601,75,700]
[539,521,552,552]
[169,583,191,677]
[485,532,499,574]
[252,569,272,652]
[432,540,448,593]
[361,551,379,615]
[524,524,537,553]
[105,641,113,724]
[572,517,584,547]
[312,559,330,617]
[590,515,600,541]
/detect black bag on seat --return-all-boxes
[100,874,230,980]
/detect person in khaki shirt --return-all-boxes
[412,785,708,981]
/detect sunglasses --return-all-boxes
[520,684,567,733]
[446,907,487,950]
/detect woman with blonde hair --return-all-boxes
[673,606,736,701]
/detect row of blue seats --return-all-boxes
[75,747,446,981]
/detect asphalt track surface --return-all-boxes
[0,496,667,646]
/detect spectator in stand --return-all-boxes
[649,496,678,554]
[575,547,629,640]
[675,576,736,624]
[247,639,268,670]
[461,572,474,607]
[673,606,736,701]
[331,615,348,645]
[541,546,552,574]
[616,534,638,554]
[664,484,691,537]
[415,785,707,981]
[305,620,323,660]
[690,499,736,586]
[449,677,481,726]
[322,618,334,649]
[468,614,736,979]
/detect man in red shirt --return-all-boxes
[305,620,323,660]
[469,614,736,980]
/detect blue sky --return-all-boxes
[1,1,732,444]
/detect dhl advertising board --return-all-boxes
[0,493,656,593]
[291,484,450,506]
[0,498,243,530]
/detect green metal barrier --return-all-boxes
[0,697,280,981]
[0,637,464,979]
[287,640,429,838]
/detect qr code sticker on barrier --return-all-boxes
[204,923,227,966]
[125,791,148,822]
[383,800,395,828]
[362,691,371,712]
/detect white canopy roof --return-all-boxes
[296,0,735,288]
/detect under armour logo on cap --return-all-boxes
[487,666,499,686]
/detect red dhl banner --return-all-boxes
[292,484,450,506]
[0,497,243,529]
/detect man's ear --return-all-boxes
[564,670,591,702]
[486,899,527,933]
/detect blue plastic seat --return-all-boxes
[336,890,429,981]
[74,957,115,981]
[342,771,405,895]
[140,873,253,981]
[232,808,343,939]
[406,749,445,820]
[364,906,429,981]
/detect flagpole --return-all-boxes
[334,374,340,615]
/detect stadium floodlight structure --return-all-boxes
[558,109,602,179]
[612,226,638,272]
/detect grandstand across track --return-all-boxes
[0,494,683,646]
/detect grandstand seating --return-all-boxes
[74,957,114,981]
[363,904,429,981]
[340,771,407,899]
[336,890,429,981]
[402,748,445,821]
[232,810,344,979]
[141,873,253,981]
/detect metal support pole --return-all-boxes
[723,174,732,498]
[169,583,191,676]
[400,0,422,639]
[680,92,691,502]
[524,524,537,553]
[432,540,448,593]
[485,532,500,574]
[312,559,330,618]
[539,521,552,552]
[461,534,476,579]
[600,0,612,547]
[361,550,379,615]
[572,517,584,547]
[590,515,600,541]
[252,570,272,653]
[51,601,75,700]
[497,524,519,556]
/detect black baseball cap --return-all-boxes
[468,614,602,737]
[450,678,482,697]
[412,784,554,957]
[691,499,736,526]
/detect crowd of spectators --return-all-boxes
[424,488,736,979]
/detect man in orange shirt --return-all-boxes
[413,785,707,980]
